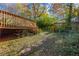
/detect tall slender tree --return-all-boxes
[66,3,73,30]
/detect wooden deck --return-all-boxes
[0,10,38,35]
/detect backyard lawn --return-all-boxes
[0,32,48,56]
[0,32,79,56]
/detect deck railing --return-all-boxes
[0,10,37,30]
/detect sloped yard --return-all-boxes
[29,32,79,56]
[0,32,48,56]
[0,32,79,56]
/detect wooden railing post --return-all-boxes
[1,11,3,27]
[0,11,1,27]
[3,11,6,27]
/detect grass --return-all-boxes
[29,32,79,56]
[0,32,48,56]
[0,31,79,56]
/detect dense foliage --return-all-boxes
[36,14,57,31]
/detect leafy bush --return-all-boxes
[36,14,57,32]
[56,23,67,32]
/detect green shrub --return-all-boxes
[36,14,57,32]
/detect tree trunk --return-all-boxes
[66,3,73,30]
